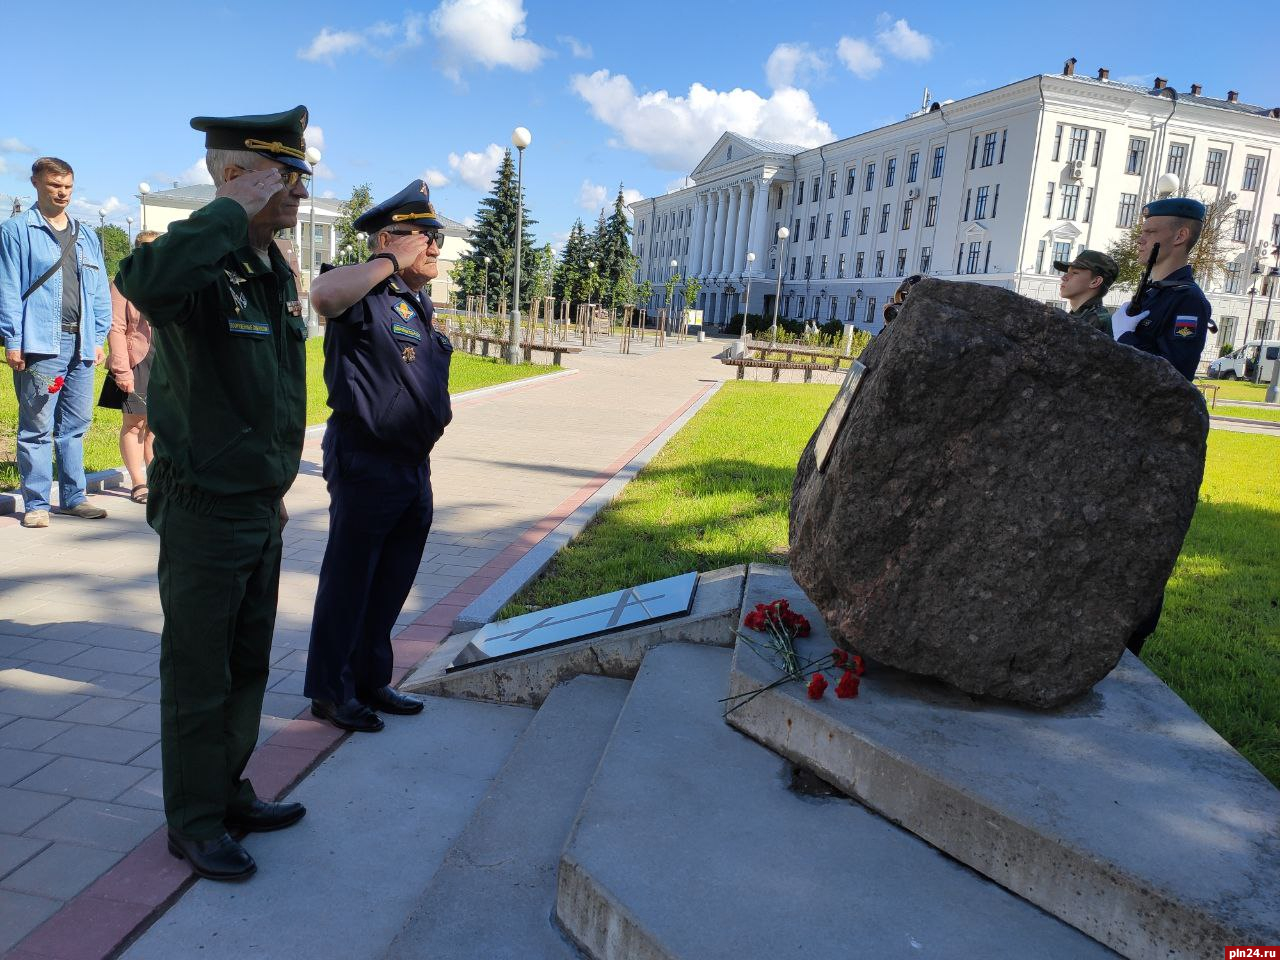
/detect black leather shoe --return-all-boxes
[311,697,385,732]
[167,831,256,882]
[226,799,306,833]
[358,685,425,715]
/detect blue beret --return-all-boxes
[355,180,445,233]
[1143,197,1205,221]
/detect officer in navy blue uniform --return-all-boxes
[1109,196,1212,656]
[304,180,453,731]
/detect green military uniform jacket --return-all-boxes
[115,197,306,516]
[1069,296,1113,336]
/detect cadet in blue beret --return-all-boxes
[1108,196,1212,657]
[304,180,453,731]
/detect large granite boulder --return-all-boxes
[789,279,1209,707]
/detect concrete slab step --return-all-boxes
[403,565,744,707]
[556,642,1115,960]
[120,696,534,960]
[727,564,1280,960]
[383,675,630,960]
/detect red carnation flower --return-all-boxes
[831,649,848,667]
[48,375,65,394]
[851,655,866,677]
[807,673,828,699]
[836,670,860,699]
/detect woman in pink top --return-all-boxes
[107,230,159,502]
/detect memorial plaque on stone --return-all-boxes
[449,572,698,671]
[813,360,867,472]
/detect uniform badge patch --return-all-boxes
[287,300,302,316]
[392,322,422,341]
[394,301,414,321]
[1174,315,1199,338]
[228,318,271,336]
[401,346,416,363]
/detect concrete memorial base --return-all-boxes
[726,564,1280,960]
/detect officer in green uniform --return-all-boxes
[1054,250,1117,335]
[115,106,313,882]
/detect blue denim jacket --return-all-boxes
[0,206,111,360]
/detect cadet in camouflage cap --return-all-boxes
[1055,250,1118,335]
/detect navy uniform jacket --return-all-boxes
[1119,265,1211,381]
[322,267,453,463]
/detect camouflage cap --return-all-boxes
[1052,249,1119,283]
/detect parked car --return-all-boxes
[1207,340,1280,381]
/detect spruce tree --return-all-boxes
[456,149,537,312]
[553,219,589,306]
[600,186,638,306]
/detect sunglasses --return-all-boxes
[387,228,445,246]
[280,170,312,189]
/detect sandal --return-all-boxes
[130,484,149,504]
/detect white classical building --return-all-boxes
[631,61,1280,357]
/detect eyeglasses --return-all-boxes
[280,170,312,189]
[387,228,444,247]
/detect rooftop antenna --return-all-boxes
[920,87,931,112]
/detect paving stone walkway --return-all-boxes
[0,335,808,957]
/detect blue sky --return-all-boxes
[1,0,1273,250]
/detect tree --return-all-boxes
[636,280,654,311]
[597,187,637,307]
[94,225,129,279]
[334,183,373,266]
[455,148,537,313]
[683,276,703,317]
[664,272,681,313]
[526,243,555,304]
[553,219,590,306]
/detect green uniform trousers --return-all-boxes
[151,492,282,840]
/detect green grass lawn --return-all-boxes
[508,381,1280,787]
[1199,378,1273,402]
[0,339,553,491]
[1212,404,1280,423]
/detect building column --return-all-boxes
[688,195,708,278]
[701,191,719,276]
[720,186,742,277]
[731,183,754,277]
[745,180,773,276]
[709,188,730,278]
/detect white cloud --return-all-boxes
[836,37,883,79]
[0,158,8,175]
[557,34,592,59]
[321,190,338,199]
[0,137,34,153]
[665,177,690,194]
[463,215,477,229]
[429,0,548,81]
[571,70,835,171]
[298,14,426,63]
[875,15,934,62]
[423,168,450,188]
[577,180,607,212]
[305,125,326,153]
[765,43,826,90]
[298,27,366,62]
[623,187,643,206]
[71,196,127,219]
[447,143,505,191]
[314,162,337,181]
[181,157,214,185]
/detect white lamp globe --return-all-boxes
[511,127,532,149]
[776,226,789,240]
[1154,173,1180,197]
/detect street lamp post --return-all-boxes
[505,126,532,364]
[668,258,677,331]
[740,252,756,341]
[771,226,789,344]
[483,255,491,319]
[126,216,134,243]
[1263,262,1279,397]
[137,183,150,231]
[98,208,106,235]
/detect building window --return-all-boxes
[1218,316,1236,349]
[838,253,846,278]
[896,248,907,277]
[808,216,817,241]
[1052,124,1064,162]
[1225,263,1242,294]
[966,242,982,274]
[820,255,828,279]
[794,218,801,238]
[811,176,820,201]
[1053,240,1071,266]
[811,298,820,320]
[1243,155,1263,191]
[1204,149,1225,186]
[865,297,877,324]
[796,180,804,204]
[855,252,865,278]
[931,146,945,178]
[804,255,812,278]
[1273,213,1280,246]
[999,129,1007,164]
[992,184,1000,219]
[829,171,837,199]
[789,257,796,279]
[1166,142,1187,176]
[797,296,805,318]
[846,167,857,195]
[963,189,971,221]
[1118,193,1138,228]
[971,135,980,170]
[777,190,785,210]
[1036,240,1047,273]
[1234,210,1252,243]
[1081,187,1093,223]
[829,296,839,321]
[639,219,646,235]
[875,251,884,276]
[886,157,897,187]
[841,210,851,237]
[1069,127,1088,162]
[879,203,891,232]
[984,241,992,273]
[1126,137,1148,175]
[1044,182,1055,218]
[1091,131,1103,167]
[1060,184,1080,220]
[907,151,919,183]
[919,246,932,273]
[847,297,858,322]
[974,186,989,220]
[865,163,876,191]
[924,196,937,227]
[982,131,997,167]
[902,199,913,230]
[860,207,870,235]
[824,213,832,239]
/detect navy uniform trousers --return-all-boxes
[304,424,434,704]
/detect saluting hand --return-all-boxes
[381,232,432,272]
[217,168,284,219]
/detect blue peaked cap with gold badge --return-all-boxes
[190,105,313,174]
[354,180,445,233]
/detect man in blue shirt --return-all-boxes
[0,157,112,527]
